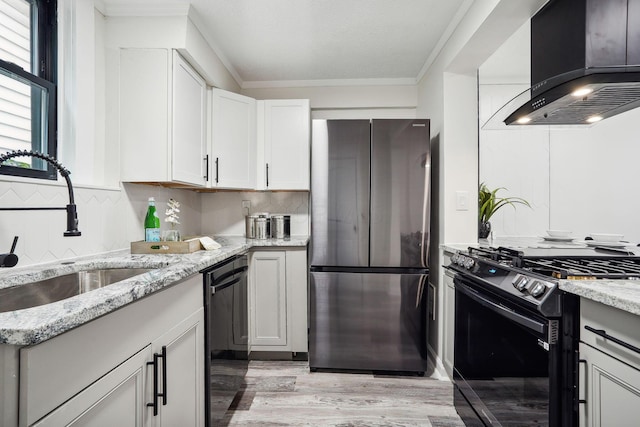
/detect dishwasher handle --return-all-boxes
[211,276,241,295]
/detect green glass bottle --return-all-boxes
[144,197,161,242]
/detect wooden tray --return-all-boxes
[131,236,202,254]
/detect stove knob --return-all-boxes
[512,275,529,292]
[529,282,547,298]
[451,253,460,264]
[463,258,475,269]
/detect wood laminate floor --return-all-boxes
[211,360,466,427]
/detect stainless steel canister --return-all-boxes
[245,215,258,239]
[283,215,291,240]
[255,217,268,239]
[271,214,285,239]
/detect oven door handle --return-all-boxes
[456,281,546,334]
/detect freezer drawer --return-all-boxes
[309,271,428,373]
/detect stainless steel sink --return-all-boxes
[0,268,153,313]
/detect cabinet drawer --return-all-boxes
[581,299,640,368]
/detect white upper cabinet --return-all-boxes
[209,89,257,189]
[257,99,310,190]
[120,49,207,187]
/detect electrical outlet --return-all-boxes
[241,200,251,209]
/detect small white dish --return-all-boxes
[541,236,574,242]
[589,233,624,243]
[546,230,572,238]
[584,240,627,248]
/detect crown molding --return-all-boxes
[241,77,418,89]
[101,1,190,17]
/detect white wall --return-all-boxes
[479,16,640,243]
[416,0,548,368]
[242,84,418,119]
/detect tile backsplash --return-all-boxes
[201,191,309,236]
[0,178,309,268]
[0,180,200,267]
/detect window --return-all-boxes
[0,0,57,180]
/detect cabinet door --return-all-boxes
[210,89,257,189]
[120,48,171,182]
[153,308,205,427]
[33,346,151,427]
[171,51,207,186]
[580,342,640,427]
[260,99,310,190]
[249,251,288,347]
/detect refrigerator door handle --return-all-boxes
[421,142,432,269]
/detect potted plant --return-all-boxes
[478,183,531,239]
[163,198,181,241]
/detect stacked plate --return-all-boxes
[542,230,574,242]
[585,233,626,248]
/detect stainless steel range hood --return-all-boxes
[505,0,640,126]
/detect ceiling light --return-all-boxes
[571,87,593,97]
[516,117,531,124]
[586,115,603,123]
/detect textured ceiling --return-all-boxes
[102,0,472,87]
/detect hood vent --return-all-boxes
[505,0,640,126]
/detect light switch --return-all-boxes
[456,191,469,211]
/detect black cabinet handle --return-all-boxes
[578,359,587,404]
[204,155,209,181]
[266,163,269,187]
[146,353,160,416]
[584,325,640,355]
[146,347,167,415]
[215,157,219,183]
[161,345,167,405]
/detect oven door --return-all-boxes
[453,275,563,427]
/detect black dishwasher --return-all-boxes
[202,254,248,426]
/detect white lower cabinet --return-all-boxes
[152,310,204,426]
[579,342,640,427]
[19,275,204,427]
[579,298,640,427]
[442,263,455,379]
[248,248,308,353]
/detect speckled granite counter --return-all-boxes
[440,237,640,317]
[558,280,640,316]
[0,235,308,346]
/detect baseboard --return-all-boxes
[427,344,450,381]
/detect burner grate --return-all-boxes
[523,258,640,280]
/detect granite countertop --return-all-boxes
[440,237,640,317]
[0,235,308,346]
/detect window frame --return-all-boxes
[0,0,58,180]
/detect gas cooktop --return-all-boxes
[448,246,640,317]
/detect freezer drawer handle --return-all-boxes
[146,346,167,416]
[584,325,640,355]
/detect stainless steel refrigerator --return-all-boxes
[309,119,431,374]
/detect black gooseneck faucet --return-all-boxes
[0,150,81,238]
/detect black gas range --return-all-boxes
[447,246,640,427]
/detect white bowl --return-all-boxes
[546,230,572,238]
[589,233,624,243]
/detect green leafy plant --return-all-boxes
[478,182,531,223]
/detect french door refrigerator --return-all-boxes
[309,119,431,374]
